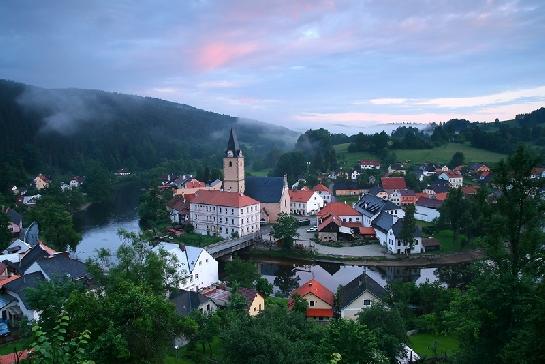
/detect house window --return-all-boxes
[195,274,199,279]
[309,300,315,307]
[253,307,257,312]
[363,299,371,306]
[259,304,262,310]
[207,304,210,311]
[199,261,202,266]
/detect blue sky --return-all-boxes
[1,0,544,133]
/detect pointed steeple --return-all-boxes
[225,128,242,157]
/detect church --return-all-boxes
[223,128,290,223]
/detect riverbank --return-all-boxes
[247,246,485,267]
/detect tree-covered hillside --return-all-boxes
[0,79,297,189]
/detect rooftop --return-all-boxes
[317,202,360,217]
[289,189,316,203]
[191,190,259,208]
[291,279,334,307]
[338,273,387,309]
[381,177,407,190]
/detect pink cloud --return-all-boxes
[195,41,258,71]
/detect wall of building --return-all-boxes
[248,294,265,317]
[223,157,245,193]
[340,291,380,320]
[190,202,260,238]
[318,231,337,242]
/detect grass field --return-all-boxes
[165,336,222,364]
[336,195,360,205]
[334,142,506,166]
[409,334,459,357]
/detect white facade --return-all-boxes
[351,170,361,180]
[290,192,324,216]
[415,205,440,222]
[384,229,424,254]
[388,191,401,205]
[154,242,219,291]
[438,172,463,188]
[190,202,260,239]
[340,291,382,320]
[315,190,332,204]
[360,162,380,170]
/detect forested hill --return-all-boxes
[0,79,297,179]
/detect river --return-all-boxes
[73,183,441,290]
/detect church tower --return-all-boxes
[223,128,245,193]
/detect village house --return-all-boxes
[25,254,88,281]
[3,208,22,235]
[461,185,479,197]
[381,176,408,205]
[354,193,405,228]
[33,174,50,190]
[372,212,424,254]
[387,163,406,175]
[312,183,332,204]
[317,202,362,224]
[167,194,195,224]
[351,170,361,180]
[415,197,442,222]
[245,176,290,223]
[200,285,265,316]
[289,189,324,216]
[289,279,335,321]
[333,181,364,196]
[114,168,131,176]
[154,242,218,291]
[174,178,221,196]
[190,190,260,238]
[337,273,387,320]
[469,163,491,176]
[317,215,353,242]
[531,167,545,179]
[169,289,217,316]
[359,159,381,170]
[423,182,449,201]
[399,190,417,205]
[2,271,44,322]
[367,186,388,200]
[438,171,463,188]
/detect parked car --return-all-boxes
[306,226,317,233]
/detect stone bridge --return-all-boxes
[205,232,262,259]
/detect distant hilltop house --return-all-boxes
[359,159,381,170]
[153,242,218,291]
[388,163,406,175]
[33,174,50,190]
[114,168,131,176]
[438,171,463,188]
[289,189,324,216]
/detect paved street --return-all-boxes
[260,219,388,258]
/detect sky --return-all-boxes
[1,0,545,134]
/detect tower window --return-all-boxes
[229,161,233,167]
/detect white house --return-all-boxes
[354,194,405,228]
[289,190,324,216]
[415,197,442,222]
[351,170,361,181]
[189,190,260,239]
[438,171,463,188]
[3,271,46,321]
[312,184,332,204]
[359,160,381,170]
[372,212,423,254]
[338,273,387,320]
[154,242,218,291]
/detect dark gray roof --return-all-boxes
[23,222,40,246]
[355,194,399,218]
[170,289,211,316]
[19,244,50,273]
[245,176,285,203]
[334,181,361,190]
[371,211,394,232]
[6,209,22,225]
[34,254,88,280]
[225,128,242,157]
[5,271,46,309]
[338,273,387,309]
[400,189,416,196]
[392,219,421,238]
[416,197,442,209]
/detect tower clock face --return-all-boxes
[227,151,234,157]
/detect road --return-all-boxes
[260,217,388,258]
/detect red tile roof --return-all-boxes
[443,171,462,178]
[318,215,342,232]
[192,190,259,208]
[461,185,478,195]
[291,279,335,307]
[357,226,376,236]
[312,183,330,193]
[0,274,21,288]
[360,159,380,166]
[306,308,334,318]
[0,350,30,364]
[317,202,359,217]
[381,177,407,190]
[289,189,316,203]
[39,243,57,255]
[185,179,205,189]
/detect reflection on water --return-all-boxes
[254,261,438,295]
[73,181,141,260]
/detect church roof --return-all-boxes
[225,128,242,157]
[245,176,285,203]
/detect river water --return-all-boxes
[73,182,440,290]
